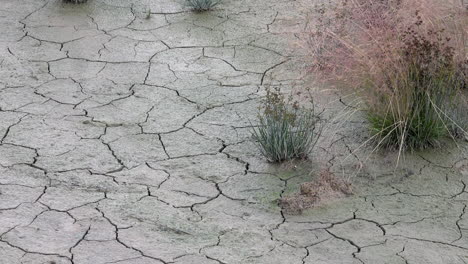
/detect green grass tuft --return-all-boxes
[251,88,321,163]
[185,0,220,12]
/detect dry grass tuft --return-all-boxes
[280,170,352,214]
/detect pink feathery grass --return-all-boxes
[305,0,468,152]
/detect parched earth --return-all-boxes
[0,0,467,263]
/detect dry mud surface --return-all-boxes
[0,0,467,263]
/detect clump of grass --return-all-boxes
[368,21,465,150]
[251,87,321,163]
[185,0,220,12]
[307,0,467,154]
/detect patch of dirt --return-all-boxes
[455,159,468,176]
[280,170,353,214]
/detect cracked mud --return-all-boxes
[0,0,467,263]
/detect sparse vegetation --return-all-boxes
[280,169,352,214]
[146,8,152,19]
[63,0,88,3]
[447,97,468,140]
[185,0,220,12]
[307,0,468,153]
[251,87,321,163]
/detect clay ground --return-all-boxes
[0,0,467,263]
